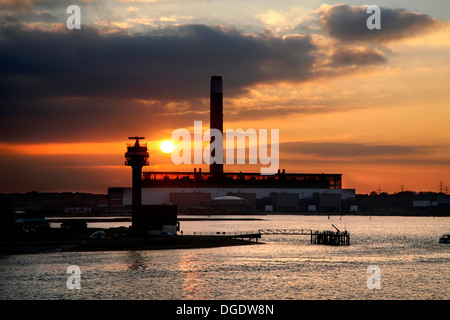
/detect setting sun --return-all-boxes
[160,140,175,153]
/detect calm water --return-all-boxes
[0,215,448,300]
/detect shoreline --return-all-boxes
[45,217,266,223]
[2,213,448,255]
[0,228,262,255]
[44,211,450,222]
[63,235,261,253]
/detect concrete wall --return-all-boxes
[270,192,299,211]
[170,192,211,207]
[122,187,355,205]
[317,193,342,208]
[226,192,256,208]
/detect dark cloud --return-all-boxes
[0,95,208,142]
[0,10,57,26]
[0,25,317,101]
[328,47,387,67]
[4,3,438,144]
[0,0,40,12]
[0,0,91,13]
[0,23,386,143]
[318,4,438,42]
[280,141,426,158]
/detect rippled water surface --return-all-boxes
[0,215,448,300]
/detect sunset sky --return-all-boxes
[0,0,449,194]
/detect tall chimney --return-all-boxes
[210,76,223,176]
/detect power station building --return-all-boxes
[109,173,356,214]
[110,76,356,215]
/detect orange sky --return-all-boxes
[0,2,449,194]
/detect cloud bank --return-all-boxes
[0,3,444,143]
[318,4,439,43]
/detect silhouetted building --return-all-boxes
[270,192,299,212]
[355,192,450,215]
[138,205,178,235]
[210,196,249,214]
[60,220,87,230]
[170,192,211,208]
[110,76,355,214]
[314,193,342,212]
[226,192,256,209]
[14,212,50,231]
[0,198,15,230]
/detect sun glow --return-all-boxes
[160,140,175,153]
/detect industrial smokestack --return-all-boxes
[210,76,223,176]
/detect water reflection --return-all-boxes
[177,252,208,299]
[1,216,448,300]
[126,251,147,270]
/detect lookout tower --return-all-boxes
[125,136,149,233]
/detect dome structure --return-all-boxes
[212,196,244,201]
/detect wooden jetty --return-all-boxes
[260,228,349,246]
[259,229,312,236]
[192,226,350,246]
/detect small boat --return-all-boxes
[439,233,450,243]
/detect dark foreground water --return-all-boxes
[0,215,448,300]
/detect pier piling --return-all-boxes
[310,230,350,246]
